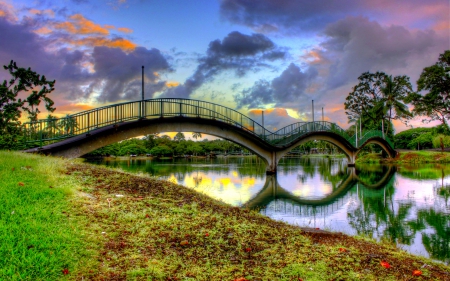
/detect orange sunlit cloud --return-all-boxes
[71,37,137,51]
[55,103,95,114]
[104,24,115,29]
[249,108,289,117]
[117,27,133,33]
[0,10,5,17]
[166,81,180,88]
[54,14,110,35]
[35,26,52,34]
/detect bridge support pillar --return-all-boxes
[264,151,279,175]
[347,152,356,167]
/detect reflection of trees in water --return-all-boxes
[414,209,450,264]
[280,157,349,190]
[101,156,267,180]
[347,172,450,263]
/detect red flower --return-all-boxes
[245,247,251,252]
[205,233,209,237]
[62,268,69,275]
[380,261,391,269]
[233,278,248,281]
[145,214,150,218]
[412,269,422,276]
[180,240,189,246]
[339,247,347,252]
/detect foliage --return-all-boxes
[407,132,433,150]
[174,132,185,142]
[407,50,450,126]
[432,134,450,150]
[149,144,173,157]
[85,135,246,157]
[394,127,432,149]
[0,60,55,139]
[344,71,412,139]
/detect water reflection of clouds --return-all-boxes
[181,171,264,206]
[395,176,450,212]
[278,173,333,199]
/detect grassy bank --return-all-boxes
[1,151,449,280]
[0,152,95,280]
[357,150,450,164]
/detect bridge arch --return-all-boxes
[27,117,280,172]
[356,137,397,159]
[274,132,357,165]
[22,98,396,173]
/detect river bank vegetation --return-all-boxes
[357,151,450,164]
[1,151,449,280]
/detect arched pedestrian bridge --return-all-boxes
[23,98,396,173]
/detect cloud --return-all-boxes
[54,14,110,35]
[320,16,448,88]
[235,63,317,109]
[117,27,133,33]
[70,36,137,51]
[161,31,286,98]
[220,0,449,35]
[247,108,300,131]
[84,46,171,102]
[0,14,171,109]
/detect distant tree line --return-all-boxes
[84,133,251,157]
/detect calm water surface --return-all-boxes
[86,156,450,264]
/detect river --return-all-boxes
[85,156,450,264]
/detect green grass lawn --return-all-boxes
[1,151,449,280]
[0,151,96,280]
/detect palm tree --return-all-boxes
[59,114,78,135]
[192,132,202,140]
[374,75,413,138]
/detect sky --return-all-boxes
[0,0,449,134]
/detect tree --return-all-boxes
[192,132,202,140]
[174,132,185,142]
[0,60,55,135]
[375,75,413,135]
[407,50,450,127]
[345,71,412,137]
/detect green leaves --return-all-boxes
[0,60,56,148]
[410,50,450,127]
[344,71,413,137]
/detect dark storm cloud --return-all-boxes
[208,31,274,56]
[161,31,286,99]
[87,46,171,102]
[321,16,446,88]
[0,17,172,104]
[235,63,317,109]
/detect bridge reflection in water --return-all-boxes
[243,166,395,227]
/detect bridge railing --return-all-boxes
[21,99,273,145]
[20,98,394,150]
[357,130,395,149]
[266,121,353,146]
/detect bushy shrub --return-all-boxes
[394,127,432,149]
[432,134,450,150]
[407,132,433,150]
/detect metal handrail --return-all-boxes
[20,98,394,149]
